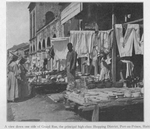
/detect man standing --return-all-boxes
[66,43,77,90]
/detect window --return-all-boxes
[42,39,45,49]
[30,13,32,39]
[33,45,35,52]
[33,10,36,37]
[45,11,55,25]
[47,37,51,47]
[39,42,41,50]
[30,46,32,53]
[53,34,56,38]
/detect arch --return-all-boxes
[30,45,32,53]
[47,37,51,47]
[53,34,56,38]
[42,39,45,49]
[45,11,55,24]
[39,41,41,50]
[33,44,35,52]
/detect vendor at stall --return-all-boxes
[99,53,111,81]
[90,46,98,76]
[66,43,77,90]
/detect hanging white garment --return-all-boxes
[108,29,114,51]
[100,32,104,52]
[140,34,144,55]
[97,30,113,54]
[52,37,69,60]
[70,31,94,57]
[115,24,134,57]
[133,24,143,55]
[70,30,113,58]
[121,60,134,78]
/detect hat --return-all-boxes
[10,51,19,58]
[7,52,19,65]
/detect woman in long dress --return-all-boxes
[19,58,31,99]
[7,56,21,102]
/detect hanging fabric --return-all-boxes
[132,24,144,55]
[121,60,134,78]
[70,31,94,57]
[95,30,113,54]
[52,37,69,60]
[115,24,135,57]
[70,30,113,57]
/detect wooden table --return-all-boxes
[79,97,143,121]
[66,94,143,121]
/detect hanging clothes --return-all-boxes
[52,38,69,60]
[94,30,113,54]
[121,60,134,78]
[133,24,144,55]
[70,31,94,57]
[70,30,113,57]
[51,38,69,71]
[115,24,135,57]
[140,34,144,55]
[60,59,66,71]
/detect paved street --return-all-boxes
[7,93,143,122]
[7,94,86,122]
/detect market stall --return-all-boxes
[65,87,143,121]
[26,37,70,94]
[62,23,144,121]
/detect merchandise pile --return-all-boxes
[27,70,67,85]
[65,87,144,106]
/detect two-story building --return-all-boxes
[28,2,143,81]
[28,2,64,67]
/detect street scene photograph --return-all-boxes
[6,2,143,122]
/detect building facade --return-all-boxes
[28,2,143,72]
[28,2,63,66]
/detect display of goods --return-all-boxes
[75,79,81,89]
[58,78,65,82]
[141,87,144,94]
[112,82,123,88]
[109,95,117,100]
[87,83,96,89]
[104,81,113,88]
[96,82,105,88]
[67,92,86,105]
[131,92,141,98]
[124,90,132,97]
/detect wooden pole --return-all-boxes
[123,18,143,25]
[111,6,117,82]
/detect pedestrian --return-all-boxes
[18,56,31,99]
[66,43,77,90]
[7,53,21,102]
